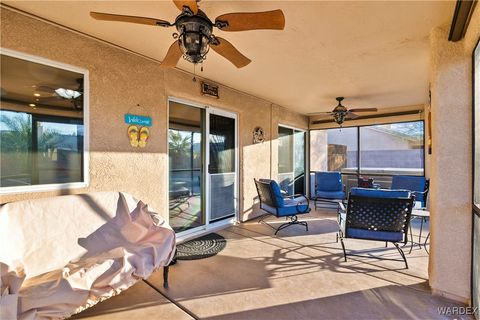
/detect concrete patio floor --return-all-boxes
[72,208,470,320]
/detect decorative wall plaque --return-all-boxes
[253,126,265,144]
[125,106,151,148]
[201,81,219,98]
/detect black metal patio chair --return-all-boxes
[254,178,310,235]
[339,187,415,269]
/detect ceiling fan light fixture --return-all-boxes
[55,88,82,99]
[176,12,213,64]
[333,112,346,125]
[179,31,210,64]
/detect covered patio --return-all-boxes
[72,207,459,320]
[0,0,479,319]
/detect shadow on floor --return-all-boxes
[201,283,469,320]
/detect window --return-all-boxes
[310,127,358,173]
[278,126,306,195]
[310,120,425,191]
[360,122,424,176]
[0,51,87,192]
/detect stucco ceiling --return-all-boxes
[2,1,455,114]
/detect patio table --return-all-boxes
[408,209,430,254]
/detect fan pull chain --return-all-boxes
[192,64,197,82]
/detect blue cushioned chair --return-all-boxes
[254,179,310,235]
[314,171,346,210]
[339,187,415,268]
[391,175,429,208]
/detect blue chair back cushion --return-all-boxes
[391,175,427,202]
[254,179,283,207]
[315,172,342,192]
[269,180,285,207]
[255,179,310,217]
[350,187,411,199]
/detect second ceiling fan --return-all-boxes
[91,0,285,68]
[309,97,378,126]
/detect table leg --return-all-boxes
[418,217,424,245]
[409,222,414,254]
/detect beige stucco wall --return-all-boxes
[0,8,308,222]
[428,6,480,303]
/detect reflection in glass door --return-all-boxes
[169,102,205,233]
[209,113,237,222]
[278,126,306,195]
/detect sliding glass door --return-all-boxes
[169,99,238,235]
[472,39,479,320]
[278,126,306,195]
[208,112,237,222]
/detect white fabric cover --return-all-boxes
[0,192,176,320]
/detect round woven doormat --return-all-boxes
[175,233,226,260]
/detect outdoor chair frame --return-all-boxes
[254,179,311,235]
[339,189,415,269]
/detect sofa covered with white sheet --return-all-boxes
[0,191,176,320]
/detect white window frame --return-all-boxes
[0,48,89,195]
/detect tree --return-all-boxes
[169,130,192,169]
[0,113,32,152]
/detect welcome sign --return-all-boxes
[124,114,152,127]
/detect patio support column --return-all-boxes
[428,24,474,303]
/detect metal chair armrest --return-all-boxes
[295,195,310,213]
[283,193,306,198]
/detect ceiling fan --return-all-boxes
[35,78,83,110]
[90,0,285,68]
[309,97,378,126]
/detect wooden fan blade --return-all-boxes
[348,108,378,112]
[215,9,285,32]
[90,12,171,27]
[36,86,55,93]
[38,96,61,102]
[346,111,360,119]
[210,37,251,68]
[173,0,198,14]
[161,40,183,67]
[307,112,333,116]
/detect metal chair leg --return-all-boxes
[394,243,409,269]
[424,232,430,254]
[340,238,347,262]
[409,222,414,254]
[163,266,169,288]
[274,216,308,235]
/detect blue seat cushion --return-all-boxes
[350,187,410,199]
[261,197,310,217]
[346,228,404,242]
[315,190,346,200]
